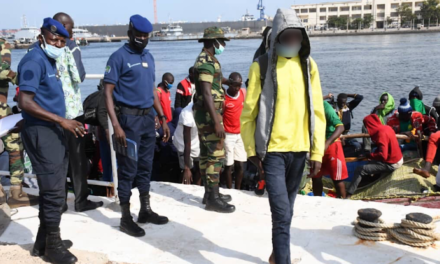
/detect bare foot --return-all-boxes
[413,168,431,178]
[269,252,276,264]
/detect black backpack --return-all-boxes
[83,90,103,126]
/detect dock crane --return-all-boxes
[257,0,266,20]
[153,0,158,24]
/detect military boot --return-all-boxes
[0,184,6,205]
[202,184,232,205]
[138,193,168,225]
[32,225,73,257]
[7,184,39,208]
[205,186,235,213]
[44,226,77,264]
[120,203,145,237]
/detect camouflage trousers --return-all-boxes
[0,102,24,185]
[194,105,225,188]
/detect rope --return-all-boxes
[353,216,440,247]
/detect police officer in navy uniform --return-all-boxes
[104,14,170,237]
[18,18,82,264]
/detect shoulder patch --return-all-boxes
[105,65,111,74]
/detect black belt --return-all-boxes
[119,106,152,116]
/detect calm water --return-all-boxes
[10,33,440,132]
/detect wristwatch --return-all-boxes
[159,115,167,121]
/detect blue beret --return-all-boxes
[42,17,69,38]
[130,15,153,34]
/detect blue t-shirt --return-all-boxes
[104,44,155,109]
[17,45,66,126]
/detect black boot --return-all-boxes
[32,226,73,257]
[75,200,104,212]
[205,186,236,213]
[120,203,145,237]
[202,185,232,204]
[138,193,168,225]
[44,226,77,264]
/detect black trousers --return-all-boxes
[64,115,89,208]
[22,124,68,227]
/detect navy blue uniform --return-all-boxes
[18,44,68,226]
[104,44,156,204]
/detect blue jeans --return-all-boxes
[263,152,307,264]
[117,112,156,204]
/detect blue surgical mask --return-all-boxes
[275,43,301,58]
[214,39,225,55]
[41,35,65,59]
[165,81,173,89]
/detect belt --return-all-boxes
[193,101,224,110]
[119,106,152,116]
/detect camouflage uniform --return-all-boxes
[193,28,228,188]
[0,39,24,186]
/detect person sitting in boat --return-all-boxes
[347,114,403,198]
[174,67,195,109]
[386,98,437,152]
[433,95,440,128]
[363,92,395,151]
[413,131,440,188]
[311,101,348,198]
[324,92,364,152]
[408,86,439,125]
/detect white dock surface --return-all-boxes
[1,182,439,264]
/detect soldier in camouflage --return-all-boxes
[194,27,235,213]
[0,38,38,208]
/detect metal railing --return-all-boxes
[0,74,120,204]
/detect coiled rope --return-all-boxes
[353,216,440,247]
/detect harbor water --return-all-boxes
[9,32,440,132]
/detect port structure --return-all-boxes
[257,0,266,20]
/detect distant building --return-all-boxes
[291,0,426,29]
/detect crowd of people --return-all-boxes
[0,8,439,264]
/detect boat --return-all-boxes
[72,28,94,39]
[11,15,40,44]
[151,23,238,42]
[241,10,255,21]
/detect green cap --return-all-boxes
[198,27,230,43]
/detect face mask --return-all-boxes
[275,43,301,58]
[214,39,225,55]
[41,35,65,59]
[165,81,173,89]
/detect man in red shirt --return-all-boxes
[222,72,246,189]
[347,114,403,197]
[174,67,195,109]
[157,72,174,123]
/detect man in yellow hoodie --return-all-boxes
[241,8,325,264]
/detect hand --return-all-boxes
[162,122,170,142]
[154,116,161,130]
[59,119,85,138]
[308,160,322,178]
[375,103,385,111]
[113,124,126,147]
[249,156,265,180]
[8,119,24,134]
[214,122,225,139]
[182,168,193,185]
[324,140,331,152]
[327,93,333,99]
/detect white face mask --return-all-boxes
[41,35,65,59]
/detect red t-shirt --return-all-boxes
[157,87,172,122]
[223,89,245,134]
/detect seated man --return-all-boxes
[347,114,403,197]
[312,101,348,198]
[387,98,437,152]
[172,102,201,185]
[433,95,440,128]
[221,72,247,190]
[409,86,439,124]
[324,92,363,151]
[413,131,440,191]
[157,72,175,123]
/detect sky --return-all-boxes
[1,0,331,29]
